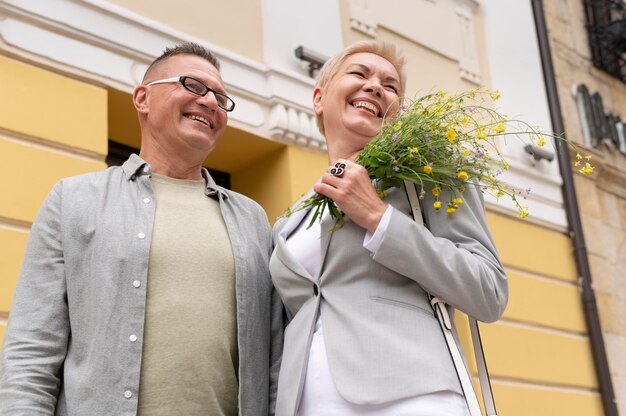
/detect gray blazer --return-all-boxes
[270,183,507,416]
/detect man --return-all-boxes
[0,42,282,416]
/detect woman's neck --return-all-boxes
[325,137,362,163]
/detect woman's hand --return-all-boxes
[314,160,387,234]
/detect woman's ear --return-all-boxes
[133,85,149,115]
[312,86,324,117]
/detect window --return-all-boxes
[584,0,626,82]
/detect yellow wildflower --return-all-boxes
[446,206,457,215]
[447,129,457,141]
[580,163,594,175]
[502,162,510,171]
[408,147,420,155]
[423,165,433,174]
[496,190,505,198]
[489,89,501,100]
[432,186,442,196]
[494,123,506,134]
[459,186,466,194]
[576,153,583,160]
[461,149,471,157]
[518,207,529,219]
[453,198,463,205]
[433,201,442,210]
[457,171,469,180]
[394,122,402,132]
[537,136,547,147]
[377,191,388,199]
[476,129,487,140]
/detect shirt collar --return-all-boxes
[121,154,228,199]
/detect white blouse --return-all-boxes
[284,207,469,416]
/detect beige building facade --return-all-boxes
[542,0,626,414]
[0,0,621,414]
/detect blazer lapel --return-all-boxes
[274,192,317,282]
[319,206,338,275]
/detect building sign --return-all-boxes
[573,84,626,155]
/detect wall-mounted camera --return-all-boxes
[524,144,554,163]
[295,46,328,77]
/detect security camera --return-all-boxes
[295,46,328,77]
[524,144,554,162]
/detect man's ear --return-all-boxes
[133,85,149,115]
[312,86,324,117]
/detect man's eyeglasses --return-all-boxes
[146,76,236,112]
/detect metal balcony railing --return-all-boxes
[584,0,626,83]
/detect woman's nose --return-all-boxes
[364,82,383,97]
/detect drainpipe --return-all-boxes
[531,1,618,415]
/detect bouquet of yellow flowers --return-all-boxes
[288,89,593,229]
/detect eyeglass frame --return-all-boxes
[145,75,236,112]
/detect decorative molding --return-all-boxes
[0,0,324,152]
[268,104,326,151]
[349,17,377,37]
[347,0,481,83]
[454,0,481,83]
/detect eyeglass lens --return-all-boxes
[182,77,233,111]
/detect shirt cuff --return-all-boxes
[363,205,394,253]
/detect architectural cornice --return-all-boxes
[0,0,324,151]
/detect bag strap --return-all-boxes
[403,180,498,416]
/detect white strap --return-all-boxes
[431,298,484,416]
[404,181,498,416]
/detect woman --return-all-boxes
[270,41,508,416]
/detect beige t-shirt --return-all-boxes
[137,174,237,416]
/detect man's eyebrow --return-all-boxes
[347,63,399,84]
[186,74,228,95]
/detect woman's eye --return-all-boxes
[350,71,365,78]
[386,85,399,94]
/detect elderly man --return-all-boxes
[0,42,282,416]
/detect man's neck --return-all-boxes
[139,148,204,180]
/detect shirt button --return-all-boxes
[137,232,146,239]
[143,198,151,204]
[313,284,319,296]
[133,280,141,288]
[129,334,138,342]
[124,390,132,399]
[143,166,149,173]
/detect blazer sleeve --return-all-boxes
[370,182,508,322]
[0,183,68,414]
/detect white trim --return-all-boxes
[0,0,323,151]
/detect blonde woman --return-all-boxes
[270,41,508,416]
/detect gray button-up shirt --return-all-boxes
[0,154,283,416]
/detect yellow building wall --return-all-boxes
[233,145,328,223]
[0,56,107,341]
[453,212,603,415]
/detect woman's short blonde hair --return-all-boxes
[315,40,407,136]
